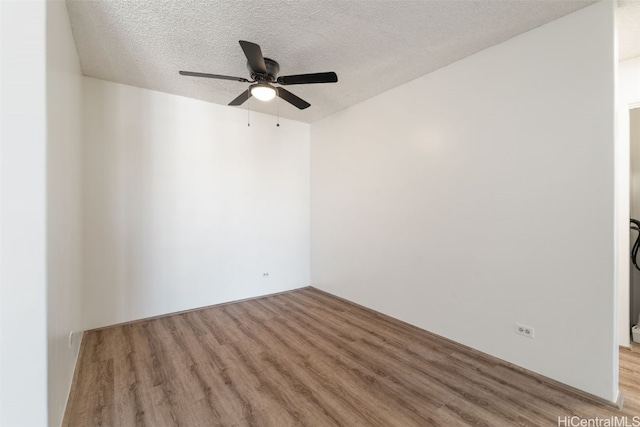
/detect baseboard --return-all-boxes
[616,391,625,410]
[86,286,312,332]
[309,286,621,410]
[60,330,84,427]
[82,285,622,411]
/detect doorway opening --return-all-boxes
[629,107,640,343]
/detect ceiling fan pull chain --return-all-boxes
[277,94,280,127]
[247,89,251,127]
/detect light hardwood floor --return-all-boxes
[63,287,640,426]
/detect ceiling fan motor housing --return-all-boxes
[249,58,280,82]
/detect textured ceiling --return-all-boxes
[67,0,630,124]
[618,0,640,61]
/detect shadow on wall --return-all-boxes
[82,78,311,330]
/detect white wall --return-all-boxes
[46,1,84,425]
[83,78,310,329]
[311,1,617,401]
[618,56,640,347]
[0,1,49,426]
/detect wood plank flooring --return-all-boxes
[63,287,640,426]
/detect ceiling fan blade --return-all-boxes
[239,40,267,74]
[277,72,338,85]
[179,71,249,82]
[277,87,310,110]
[229,89,251,106]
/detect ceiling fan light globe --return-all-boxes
[251,85,276,101]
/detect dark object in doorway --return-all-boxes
[631,218,640,271]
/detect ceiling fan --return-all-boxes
[180,40,338,110]
[179,40,338,110]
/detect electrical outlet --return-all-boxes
[263,272,269,277]
[68,331,74,348]
[515,323,535,339]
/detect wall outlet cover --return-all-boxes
[515,323,535,339]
